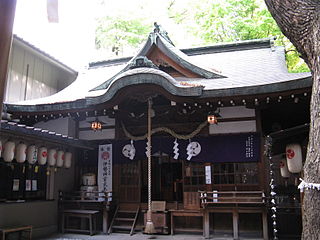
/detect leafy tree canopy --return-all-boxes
[95,15,150,57]
[94,0,308,72]
[169,0,308,72]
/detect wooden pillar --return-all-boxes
[0,0,17,117]
[103,206,108,233]
[262,209,269,240]
[203,210,210,239]
[232,209,239,240]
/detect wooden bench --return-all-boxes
[0,225,32,240]
[62,209,99,235]
[59,191,112,235]
[199,191,268,240]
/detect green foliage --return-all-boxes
[95,16,150,56]
[169,0,309,72]
[191,0,280,42]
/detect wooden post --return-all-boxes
[262,209,269,240]
[0,0,17,118]
[232,209,239,240]
[203,210,210,238]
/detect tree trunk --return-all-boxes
[264,0,320,239]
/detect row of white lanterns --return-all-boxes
[0,140,72,168]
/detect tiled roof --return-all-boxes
[5,36,311,113]
[0,120,93,149]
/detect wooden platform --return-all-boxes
[200,191,268,240]
[170,209,204,235]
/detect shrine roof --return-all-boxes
[5,28,311,114]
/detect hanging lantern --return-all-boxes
[279,159,290,178]
[64,152,72,168]
[286,143,303,173]
[16,143,27,163]
[48,149,57,166]
[38,147,48,165]
[207,109,220,124]
[3,141,15,163]
[27,145,38,164]
[207,115,218,124]
[90,117,103,131]
[56,150,65,167]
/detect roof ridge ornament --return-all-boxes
[128,56,159,70]
[153,22,175,46]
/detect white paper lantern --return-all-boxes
[64,152,72,168]
[27,145,38,164]
[16,143,27,163]
[286,143,303,173]
[3,141,15,162]
[38,147,48,165]
[279,159,290,178]
[56,150,65,167]
[48,149,57,166]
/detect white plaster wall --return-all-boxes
[34,118,71,136]
[209,120,257,134]
[4,41,75,103]
[79,129,115,140]
[218,106,255,118]
[78,116,115,140]
[209,106,256,134]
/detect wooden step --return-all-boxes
[118,210,137,214]
[108,204,140,235]
[115,217,135,221]
[112,225,132,230]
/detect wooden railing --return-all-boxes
[199,191,265,207]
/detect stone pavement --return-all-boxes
[40,232,263,240]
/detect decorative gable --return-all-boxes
[146,46,200,78]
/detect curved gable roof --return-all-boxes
[93,30,226,91]
[4,28,311,115]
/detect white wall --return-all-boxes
[209,106,257,134]
[78,116,115,140]
[5,40,76,103]
[34,118,74,137]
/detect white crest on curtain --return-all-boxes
[122,140,136,160]
[186,141,201,160]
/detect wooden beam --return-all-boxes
[0,0,17,118]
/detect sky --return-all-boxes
[14,0,96,70]
[13,0,199,70]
